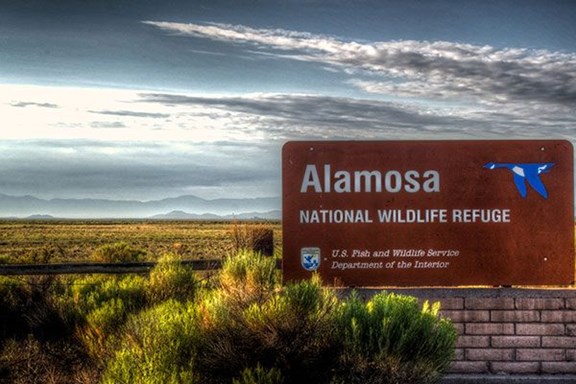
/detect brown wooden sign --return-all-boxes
[282,140,574,286]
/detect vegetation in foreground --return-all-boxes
[0,250,457,384]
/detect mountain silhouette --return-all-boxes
[0,193,280,219]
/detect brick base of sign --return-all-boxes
[440,374,576,384]
[350,288,576,377]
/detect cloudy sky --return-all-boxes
[1,0,575,202]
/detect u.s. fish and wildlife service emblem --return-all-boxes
[301,247,321,271]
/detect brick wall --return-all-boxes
[356,288,576,376]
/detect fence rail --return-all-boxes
[0,258,283,276]
[0,260,222,276]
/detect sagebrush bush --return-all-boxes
[66,275,148,316]
[91,242,146,263]
[198,274,339,384]
[334,291,457,384]
[101,300,200,384]
[56,275,148,359]
[241,274,340,384]
[219,249,279,306]
[80,298,128,359]
[147,253,198,304]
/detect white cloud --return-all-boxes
[0,84,262,143]
[143,21,576,108]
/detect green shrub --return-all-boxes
[93,250,456,384]
[233,364,284,384]
[56,275,148,359]
[101,300,200,384]
[65,275,148,317]
[219,249,279,306]
[91,242,146,263]
[334,292,457,384]
[198,274,339,384]
[148,253,198,304]
[81,298,128,358]
[193,290,258,383]
[243,275,340,384]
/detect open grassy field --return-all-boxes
[0,220,282,264]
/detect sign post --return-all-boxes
[282,140,574,286]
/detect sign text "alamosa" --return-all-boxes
[300,164,440,193]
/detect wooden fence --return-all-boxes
[0,260,222,275]
[0,258,282,276]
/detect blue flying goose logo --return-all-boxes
[484,162,554,199]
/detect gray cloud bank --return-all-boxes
[141,92,574,141]
[3,90,573,201]
[0,138,279,201]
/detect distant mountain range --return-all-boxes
[150,210,281,220]
[0,193,281,219]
